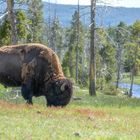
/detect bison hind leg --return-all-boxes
[21,84,33,105]
[46,98,52,107]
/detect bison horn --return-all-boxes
[60,82,67,91]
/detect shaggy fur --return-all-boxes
[0,43,73,106]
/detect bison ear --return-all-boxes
[60,82,67,91]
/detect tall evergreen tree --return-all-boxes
[26,0,44,42]
[62,10,84,83]
[95,28,116,90]
[49,17,63,61]
[0,10,28,45]
[0,0,30,45]
[115,22,127,88]
[16,10,29,43]
[128,20,140,96]
[0,16,11,45]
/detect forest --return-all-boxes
[0,0,140,139]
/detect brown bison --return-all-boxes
[0,43,73,107]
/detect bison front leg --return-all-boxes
[45,96,53,107]
[21,61,36,105]
[21,83,33,105]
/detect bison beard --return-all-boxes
[0,43,73,107]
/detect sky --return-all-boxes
[43,0,140,8]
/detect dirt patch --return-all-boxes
[0,100,38,110]
[75,108,105,117]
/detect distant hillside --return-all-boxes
[0,2,140,27]
[43,2,140,27]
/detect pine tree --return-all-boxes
[128,20,140,96]
[0,16,11,45]
[0,0,31,45]
[115,22,127,88]
[0,9,28,45]
[49,17,64,61]
[16,10,29,43]
[62,10,84,82]
[26,0,44,42]
[95,28,116,90]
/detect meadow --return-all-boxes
[0,86,140,140]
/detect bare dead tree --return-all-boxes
[116,27,123,89]
[6,0,17,44]
[89,0,96,96]
[48,0,51,48]
[75,0,80,83]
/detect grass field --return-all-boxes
[0,88,140,140]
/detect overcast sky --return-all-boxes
[43,0,140,8]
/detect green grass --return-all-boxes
[0,88,140,140]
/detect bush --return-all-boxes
[103,85,120,96]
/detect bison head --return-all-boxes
[45,79,73,107]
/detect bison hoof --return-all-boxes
[26,100,33,105]
[47,103,52,107]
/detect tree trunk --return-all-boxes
[129,66,134,97]
[129,45,138,97]
[89,0,96,96]
[7,0,17,44]
[76,0,80,83]
[76,47,79,82]
[116,45,122,89]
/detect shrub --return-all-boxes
[103,85,121,96]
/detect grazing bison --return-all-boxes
[0,43,73,107]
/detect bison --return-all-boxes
[0,43,73,107]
